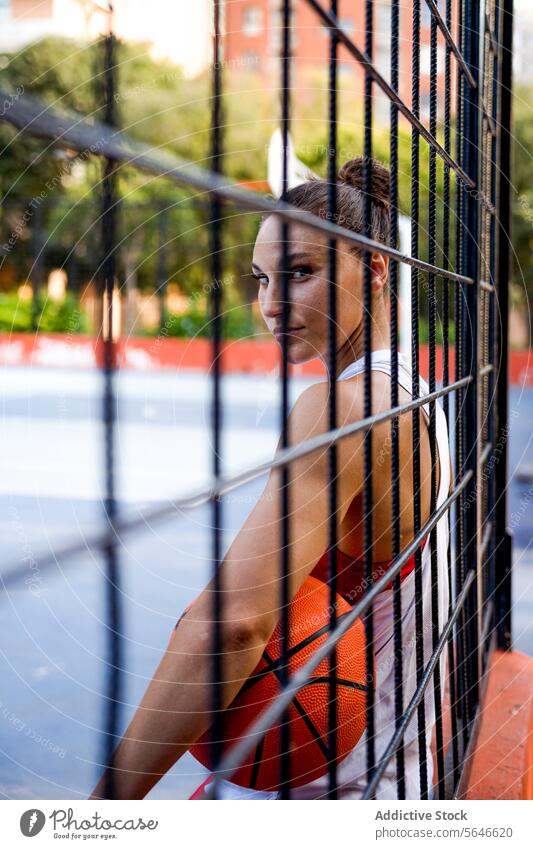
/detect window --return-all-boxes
[375,45,391,84]
[376,1,391,38]
[375,7,391,43]
[375,1,391,83]
[339,17,355,34]
[242,5,263,37]
[0,0,10,22]
[270,3,298,51]
[321,17,355,36]
[422,0,445,28]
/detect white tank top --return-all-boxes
[213,348,451,800]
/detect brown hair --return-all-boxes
[262,156,391,250]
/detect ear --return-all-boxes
[371,251,389,293]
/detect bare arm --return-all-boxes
[89,381,368,799]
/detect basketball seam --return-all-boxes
[249,734,265,789]
[263,648,330,764]
[240,609,359,695]
[304,676,369,693]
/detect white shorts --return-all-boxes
[200,738,435,800]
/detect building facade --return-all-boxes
[0,1,465,120]
[222,0,455,121]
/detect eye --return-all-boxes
[252,272,268,286]
[290,265,313,280]
[251,265,313,286]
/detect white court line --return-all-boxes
[1,416,279,503]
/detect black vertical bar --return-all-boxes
[157,202,168,332]
[362,0,376,797]
[427,4,445,801]
[462,0,481,722]
[100,6,122,801]
[326,0,339,800]
[389,0,406,801]
[454,0,470,753]
[442,0,460,792]
[279,0,292,798]
[487,0,499,621]
[495,0,513,650]
[485,0,498,645]
[410,0,429,801]
[210,0,224,795]
[31,203,44,331]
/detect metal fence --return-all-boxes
[0,0,514,801]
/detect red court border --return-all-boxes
[0,333,531,386]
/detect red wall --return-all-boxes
[0,333,530,387]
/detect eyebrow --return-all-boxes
[251,251,319,272]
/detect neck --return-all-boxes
[322,302,392,380]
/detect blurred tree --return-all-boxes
[511,84,533,311]
[9,37,525,344]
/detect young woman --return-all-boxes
[90,157,451,801]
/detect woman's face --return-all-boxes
[252,214,365,364]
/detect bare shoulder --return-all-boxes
[287,373,390,445]
[276,377,388,513]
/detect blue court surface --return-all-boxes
[1,366,532,800]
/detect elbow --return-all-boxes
[185,594,275,654]
[222,613,273,654]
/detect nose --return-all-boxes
[260,276,289,321]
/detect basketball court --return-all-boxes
[1,363,532,799]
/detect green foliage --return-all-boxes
[144,302,255,340]
[1,34,529,335]
[37,294,90,333]
[511,85,533,306]
[418,316,456,346]
[0,37,97,202]
[0,36,262,304]
[0,292,89,333]
[0,294,32,332]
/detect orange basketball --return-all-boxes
[190,576,373,791]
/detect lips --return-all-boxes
[273,326,305,339]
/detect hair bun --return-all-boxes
[337,157,390,207]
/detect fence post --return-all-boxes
[157,202,168,332]
[461,0,483,717]
[98,12,123,799]
[30,203,44,331]
[495,0,514,651]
